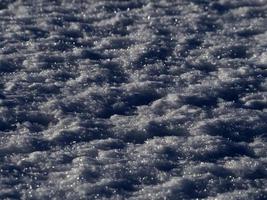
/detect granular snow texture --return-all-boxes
[0,0,267,199]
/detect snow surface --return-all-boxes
[0,0,267,199]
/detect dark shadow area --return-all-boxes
[183,95,218,108]
[0,120,16,131]
[203,120,267,142]
[0,60,18,73]
[100,1,144,12]
[237,29,264,38]
[214,46,250,59]
[23,26,49,39]
[38,54,65,69]
[210,2,230,14]
[0,0,16,10]
[79,49,107,60]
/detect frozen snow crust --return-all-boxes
[0,0,267,199]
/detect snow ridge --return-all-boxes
[0,0,266,199]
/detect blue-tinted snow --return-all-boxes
[0,0,267,199]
